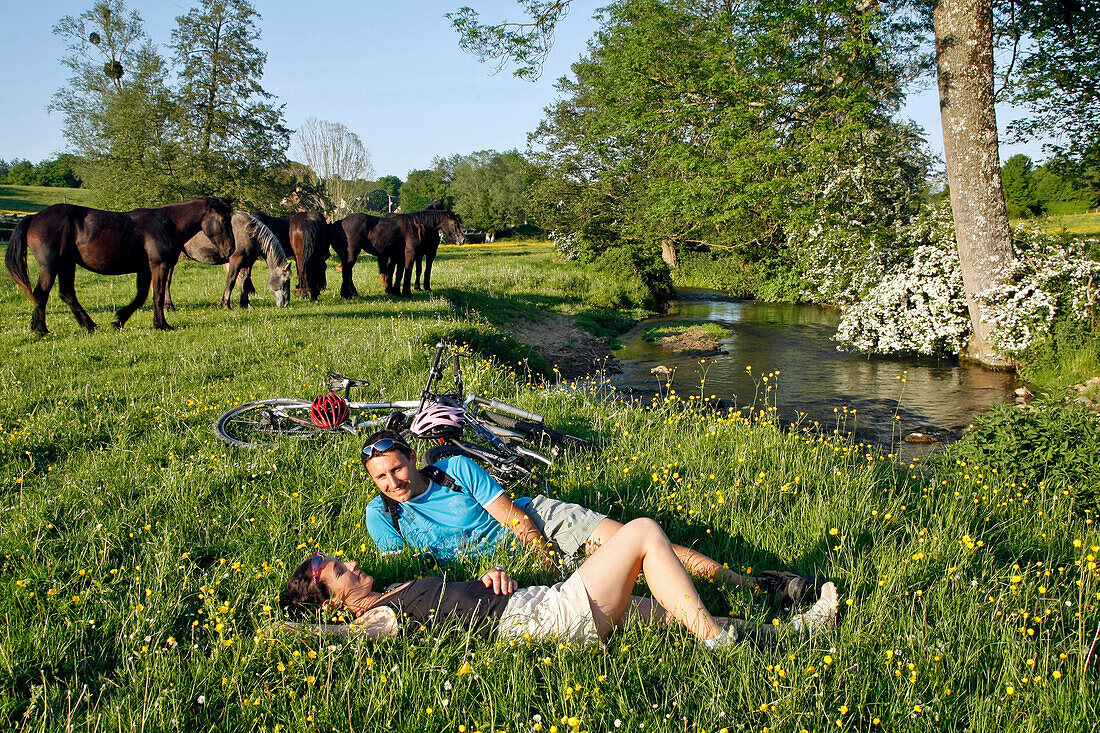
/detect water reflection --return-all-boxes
[608,289,1018,456]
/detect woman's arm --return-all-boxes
[480,566,518,595]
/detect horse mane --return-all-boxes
[242,212,288,268]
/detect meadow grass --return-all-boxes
[1,245,1098,731]
[0,185,96,214]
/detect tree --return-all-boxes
[401,168,450,212]
[7,161,37,186]
[364,175,402,212]
[523,0,927,305]
[1004,2,1100,173]
[1001,153,1037,216]
[34,156,83,188]
[446,150,529,239]
[292,118,376,218]
[50,0,181,208]
[171,0,290,208]
[932,0,1014,366]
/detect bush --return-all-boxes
[941,399,1100,514]
[586,244,675,312]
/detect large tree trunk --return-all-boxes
[934,0,1015,368]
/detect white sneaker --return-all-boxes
[791,582,838,633]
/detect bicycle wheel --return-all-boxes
[421,443,534,489]
[478,410,598,454]
[215,398,331,449]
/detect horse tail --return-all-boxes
[4,216,34,299]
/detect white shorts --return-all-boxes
[496,571,599,644]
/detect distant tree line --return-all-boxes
[0,156,83,188]
[1001,154,1098,219]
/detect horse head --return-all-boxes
[440,210,465,246]
[269,261,292,307]
[202,197,237,259]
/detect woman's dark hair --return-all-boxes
[280,555,333,619]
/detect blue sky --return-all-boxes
[1,1,1045,180]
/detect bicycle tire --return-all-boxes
[478,410,598,454]
[422,443,534,489]
[215,398,332,449]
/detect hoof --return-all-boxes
[154,323,176,331]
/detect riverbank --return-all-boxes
[1,244,1097,730]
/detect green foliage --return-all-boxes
[421,324,552,378]
[1,246,1099,729]
[170,0,290,209]
[6,161,36,186]
[443,150,531,235]
[528,0,929,303]
[400,168,448,213]
[586,244,674,312]
[942,399,1100,514]
[32,155,83,188]
[1001,154,1038,216]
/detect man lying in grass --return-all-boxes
[359,426,818,605]
[281,518,840,645]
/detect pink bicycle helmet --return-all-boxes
[409,404,465,439]
[310,392,350,428]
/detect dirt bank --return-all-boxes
[506,312,621,380]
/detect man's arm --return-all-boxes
[482,493,547,550]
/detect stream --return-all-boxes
[605,289,1019,457]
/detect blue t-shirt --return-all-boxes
[364,455,509,561]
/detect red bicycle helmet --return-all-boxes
[310,392,350,428]
[409,404,465,439]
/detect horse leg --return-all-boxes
[57,262,97,333]
[423,250,437,293]
[413,256,423,291]
[341,248,360,299]
[114,268,151,330]
[238,265,255,308]
[29,265,57,336]
[400,250,415,297]
[150,264,174,330]
[164,266,177,312]
[222,252,247,309]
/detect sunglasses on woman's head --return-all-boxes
[361,437,407,461]
[311,552,326,583]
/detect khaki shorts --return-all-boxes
[517,495,607,557]
[496,571,599,644]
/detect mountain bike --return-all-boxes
[214,342,597,482]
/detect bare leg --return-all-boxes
[577,518,724,642]
[585,518,755,588]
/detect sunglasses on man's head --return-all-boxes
[361,437,407,461]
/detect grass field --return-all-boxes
[0,184,96,214]
[0,242,1097,731]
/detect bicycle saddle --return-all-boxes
[325,371,370,394]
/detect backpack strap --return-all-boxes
[420,464,464,492]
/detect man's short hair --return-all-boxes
[361,430,413,463]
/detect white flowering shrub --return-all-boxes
[835,201,1100,357]
[978,226,1100,355]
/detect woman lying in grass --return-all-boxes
[281,517,840,646]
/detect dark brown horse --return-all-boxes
[384,207,464,296]
[5,196,234,334]
[325,212,388,298]
[289,211,328,300]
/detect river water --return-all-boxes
[606,289,1019,455]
